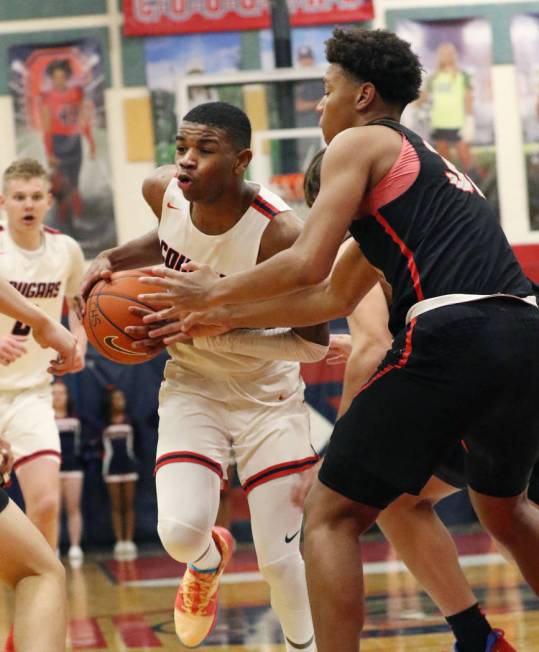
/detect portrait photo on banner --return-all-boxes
[511,13,539,231]
[396,18,499,218]
[8,38,117,258]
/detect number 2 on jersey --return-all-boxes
[12,321,31,336]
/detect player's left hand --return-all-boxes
[138,262,221,318]
[125,306,170,351]
[146,315,230,346]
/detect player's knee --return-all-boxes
[475,494,528,545]
[157,517,209,562]
[28,492,59,524]
[259,553,304,590]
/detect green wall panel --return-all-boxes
[0,28,111,95]
[121,34,147,87]
[0,1,106,20]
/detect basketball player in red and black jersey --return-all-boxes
[141,28,539,652]
[40,60,96,225]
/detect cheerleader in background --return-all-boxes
[53,380,85,567]
[102,386,139,560]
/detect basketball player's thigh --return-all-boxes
[3,386,59,461]
[320,360,463,510]
[233,388,316,492]
[157,379,231,474]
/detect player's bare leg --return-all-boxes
[0,500,66,652]
[377,476,477,616]
[16,457,60,549]
[303,480,379,652]
[471,490,539,594]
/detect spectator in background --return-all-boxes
[53,380,85,567]
[420,42,474,171]
[40,59,96,229]
[102,387,139,560]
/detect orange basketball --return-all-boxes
[83,270,162,365]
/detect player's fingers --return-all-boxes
[147,321,182,338]
[180,261,204,273]
[125,325,149,337]
[128,306,154,318]
[163,332,192,346]
[140,306,177,322]
[131,338,163,350]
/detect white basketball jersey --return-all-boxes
[158,179,300,379]
[0,224,85,390]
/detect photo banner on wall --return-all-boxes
[124,0,374,35]
[8,38,117,259]
[511,13,539,231]
[396,18,499,217]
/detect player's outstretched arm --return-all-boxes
[138,129,382,314]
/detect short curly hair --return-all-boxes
[325,28,422,109]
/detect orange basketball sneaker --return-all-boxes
[174,526,234,648]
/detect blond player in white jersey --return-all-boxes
[0,158,86,561]
[82,102,327,651]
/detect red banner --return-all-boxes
[123,0,374,36]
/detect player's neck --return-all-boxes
[8,224,43,251]
[191,182,256,235]
[55,409,67,419]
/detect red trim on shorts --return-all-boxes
[252,195,280,220]
[357,318,417,396]
[460,439,469,453]
[372,209,424,302]
[13,449,61,471]
[154,451,223,478]
[242,455,319,495]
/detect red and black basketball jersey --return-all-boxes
[350,118,532,334]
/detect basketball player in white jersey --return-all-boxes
[0,158,86,560]
[0,273,81,652]
[82,102,326,650]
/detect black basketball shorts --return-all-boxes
[319,298,539,509]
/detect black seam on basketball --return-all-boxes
[95,292,155,312]
[94,297,137,342]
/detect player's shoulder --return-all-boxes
[143,165,176,217]
[45,227,84,258]
[253,183,303,261]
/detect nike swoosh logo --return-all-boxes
[284,530,300,544]
[104,336,146,356]
[167,201,180,210]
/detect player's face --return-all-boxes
[1,177,52,236]
[319,64,363,144]
[174,123,245,202]
[52,382,68,411]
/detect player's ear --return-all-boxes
[0,194,5,210]
[234,148,252,175]
[356,81,376,112]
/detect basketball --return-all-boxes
[83,270,162,365]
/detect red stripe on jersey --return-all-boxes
[13,449,61,471]
[373,209,424,301]
[252,195,280,220]
[154,451,223,478]
[242,455,319,494]
[43,225,61,234]
[356,318,416,396]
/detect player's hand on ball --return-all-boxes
[0,335,28,365]
[80,254,112,301]
[138,262,221,317]
[126,306,169,351]
[146,314,228,346]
